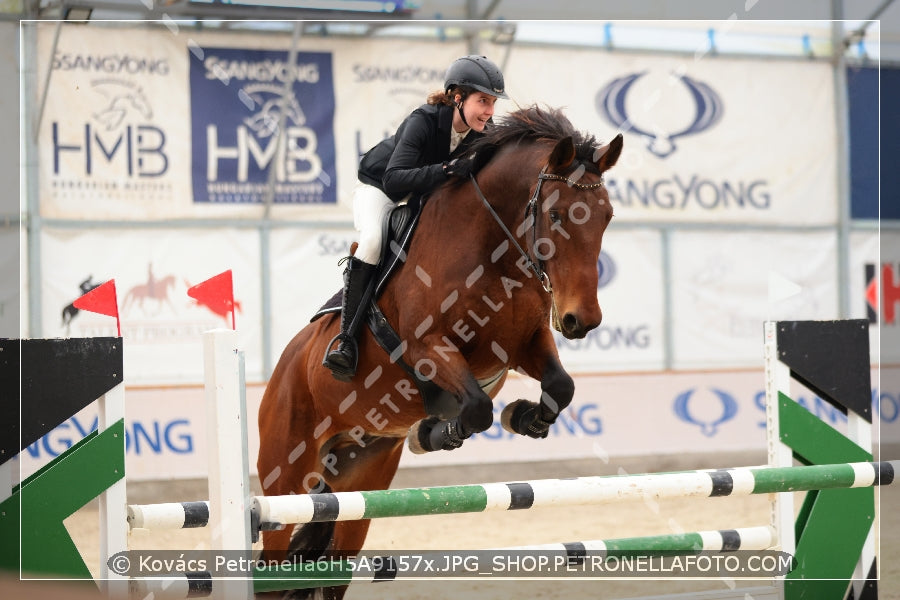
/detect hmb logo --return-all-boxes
[190,47,337,204]
[51,78,168,177]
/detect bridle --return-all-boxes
[469,164,606,294]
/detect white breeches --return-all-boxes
[352,183,395,265]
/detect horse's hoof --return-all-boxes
[500,399,532,434]
[406,417,437,454]
[501,399,552,439]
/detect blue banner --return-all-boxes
[848,65,899,220]
[189,47,337,204]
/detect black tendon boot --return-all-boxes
[323,257,377,381]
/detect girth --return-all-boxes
[366,303,461,419]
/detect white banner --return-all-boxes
[37,24,199,220]
[39,227,263,383]
[555,227,665,371]
[268,226,354,363]
[669,230,839,368]
[487,41,838,225]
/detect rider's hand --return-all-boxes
[443,157,474,178]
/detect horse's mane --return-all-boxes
[468,105,601,174]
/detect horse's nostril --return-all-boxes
[562,313,579,334]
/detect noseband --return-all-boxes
[469,165,606,294]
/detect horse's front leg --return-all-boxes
[405,344,493,453]
[501,328,574,439]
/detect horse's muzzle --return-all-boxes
[558,309,601,339]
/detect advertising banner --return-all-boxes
[487,41,839,226]
[37,25,193,220]
[37,23,838,227]
[874,229,900,364]
[669,230,839,368]
[554,227,665,372]
[850,230,882,362]
[188,46,337,205]
[39,227,263,383]
[35,23,464,221]
[18,367,895,481]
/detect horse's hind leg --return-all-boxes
[287,435,404,558]
[257,338,324,563]
[283,435,404,600]
[321,434,404,551]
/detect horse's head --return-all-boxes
[538,132,622,338]
[463,106,623,339]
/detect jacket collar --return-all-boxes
[437,103,455,135]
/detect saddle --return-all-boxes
[310,197,459,419]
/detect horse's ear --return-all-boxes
[548,136,576,170]
[594,133,624,172]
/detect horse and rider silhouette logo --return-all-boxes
[91,78,153,130]
[61,264,241,331]
[240,83,306,138]
[61,275,102,334]
[673,387,739,437]
[596,71,723,159]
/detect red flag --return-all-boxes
[187,270,236,330]
[73,279,120,336]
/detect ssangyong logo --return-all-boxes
[596,71,723,158]
[673,387,738,437]
[597,250,616,289]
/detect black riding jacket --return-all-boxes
[358,103,484,202]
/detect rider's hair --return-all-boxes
[427,85,472,107]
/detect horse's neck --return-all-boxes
[414,146,543,277]
[467,146,543,237]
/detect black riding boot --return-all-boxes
[322,257,377,381]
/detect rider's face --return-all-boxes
[456,92,498,132]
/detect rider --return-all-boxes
[323,55,509,381]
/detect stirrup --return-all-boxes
[322,333,358,382]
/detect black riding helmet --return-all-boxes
[444,55,508,129]
[444,55,508,99]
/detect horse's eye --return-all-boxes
[549,209,561,224]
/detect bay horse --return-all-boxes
[257,105,623,598]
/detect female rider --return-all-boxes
[323,55,508,381]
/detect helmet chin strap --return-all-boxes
[456,101,470,129]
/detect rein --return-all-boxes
[468,165,605,294]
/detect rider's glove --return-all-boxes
[443,157,474,178]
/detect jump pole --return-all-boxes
[126,460,897,531]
